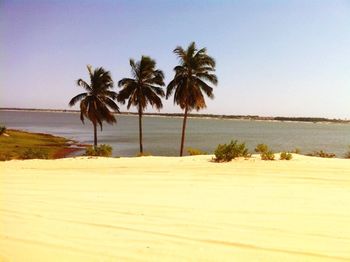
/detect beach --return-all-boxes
[1,155,350,261]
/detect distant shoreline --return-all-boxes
[1,107,349,124]
[0,129,87,160]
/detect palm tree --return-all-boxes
[167,42,218,156]
[69,65,119,148]
[117,56,165,154]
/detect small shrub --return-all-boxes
[85,144,112,157]
[85,147,96,156]
[98,144,112,156]
[20,148,48,159]
[261,151,275,160]
[136,152,152,157]
[0,126,6,135]
[255,144,268,154]
[214,140,249,162]
[255,143,275,160]
[345,146,350,159]
[280,152,293,160]
[187,148,207,156]
[307,150,336,158]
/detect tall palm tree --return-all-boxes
[117,56,165,154]
[167,42,218,156]
[69,65,119,148]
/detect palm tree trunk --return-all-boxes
[180,106,188,156]
[93,122,97,149]
[138,106,143,154]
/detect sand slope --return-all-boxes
[1,155,350,261]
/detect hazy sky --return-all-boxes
[1,0,349,118]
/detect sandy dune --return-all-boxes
[1,155,350,261]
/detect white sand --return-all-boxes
[1,155,350,262]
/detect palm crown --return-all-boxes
[117,56,165,110]
[166,42,218,110]
[69,65,119,147]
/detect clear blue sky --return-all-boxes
[1,0,349,118]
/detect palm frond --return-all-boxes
[79,98,89,124]
[96,102,116,125]
[173,46,185,57]
[193,88,206,110]
[166,78,179,99]
[199,55,216,68]
[143,87,163,110]
[118,78,136,88]
[76,79,92,92]
[69,92,87,106]
[87,99,103,130]
[126,97,134,109]
[147,70,165,86]
[102,90,118,100]
[103,97,120,112]
[129,59,139,79]
[117,83,137,104]
[148,85,165,97]
[196,73,218,85]
[87,65,93,77]
[195,78,214,98]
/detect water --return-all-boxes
[1,111,350,157]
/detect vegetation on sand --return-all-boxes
[280,152,293,160]
[85,144,112,157]
[261,151,275,160]
[69,65,119,148]
[21,148,48,159]
[0,129,77,161]
[214,140,249,162]
[167,42,217,156]
[255,144,268,154]
[307,150,336,158]
[255,143,275,160]
[117,56,165,154]
[187,147,207,155]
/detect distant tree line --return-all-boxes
[2,109,348,124]
[274,117,347,123]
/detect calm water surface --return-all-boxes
[1,111,350,157]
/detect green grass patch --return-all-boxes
[0,129,77,160]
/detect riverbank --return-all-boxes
[1,155,349,261]
[2,110,350,157]
[0,129,85,160]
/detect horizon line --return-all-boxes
[0,107,349,122]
